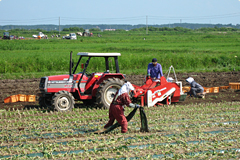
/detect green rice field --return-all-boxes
[0,30,240,79]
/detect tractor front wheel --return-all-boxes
[96,78,124,109]
[52,91,75,111]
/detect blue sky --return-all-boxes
[0,0,240,25]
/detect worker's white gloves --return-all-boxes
[135,104,141,108]
[129,103,135,108]
[129,103,141,108]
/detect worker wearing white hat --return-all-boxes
[186,77,205,98]
[104,81,139,133]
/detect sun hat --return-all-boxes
[186,77,194,83]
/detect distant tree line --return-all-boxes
[1,23,240,31]
[1,25,240,34]
[132,26,240,32]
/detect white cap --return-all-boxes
[186,77,194,83]
[118,82,135,96]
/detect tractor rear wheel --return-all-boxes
[52,91,75,111]
[96,78,124,109]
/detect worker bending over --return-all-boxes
[186,77,205,98]
[104,81,140,133]
[147,58,163,80]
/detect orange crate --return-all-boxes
[4,97,11,103]
[203,87,212,93]
[27,95,36,102]
[229,82,240,90]
[212,87,219,93]
[219,86,229,90]
[11,95,18,103]
[182,86,190,93]
[4,95,18,103]
[18,94,26,102]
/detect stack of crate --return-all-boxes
[229,82,240,90]
[182,82,240,94]
[4,94,36,103]
[203,87,220,93]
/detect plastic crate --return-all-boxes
[4,97,10,103]
[18,94,26,102]
[179,93,187,101]
[229,83,240,90]
[4,95,18,103]
[27,95,36,102]
[203,87,212,93]
[219,86,229,90]
[182,86,190,93]
[212,87,219,93]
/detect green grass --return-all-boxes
[0,31,240,79]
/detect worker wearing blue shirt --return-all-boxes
[147,58,163,79]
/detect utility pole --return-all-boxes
[146,15,148,34]
[59,17,60,36]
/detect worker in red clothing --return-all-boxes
[104,80,140,133]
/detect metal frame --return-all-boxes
[70,52,122,94]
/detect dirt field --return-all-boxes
[0,71,239,110]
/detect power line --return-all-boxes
[0,13,240,24]
[150,12,240,20]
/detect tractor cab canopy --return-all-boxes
[77,52,121,57]
[72,52,121,74]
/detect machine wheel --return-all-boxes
[39,96,52,109]
[52,91,75,111]
[96,78,124,109]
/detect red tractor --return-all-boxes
[39,52,125,111]
[39,52,187,111]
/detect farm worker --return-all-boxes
[104,81,140,133]
[147,58,163,81]
[186,77,205,98]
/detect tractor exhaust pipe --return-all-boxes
[68,51,74,82]
[69,51,73,76]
